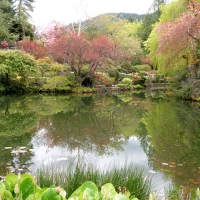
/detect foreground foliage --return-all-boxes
[0,173,139,200]
[1,173,200,199]
[36,162,151,199]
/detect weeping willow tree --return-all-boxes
[145,26,190,74]
[145,0,199,74]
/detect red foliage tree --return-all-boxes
[88,35,121,62]
[47,33,90,83]
[43,23,121,84]
[140,56,151,65]
[18,40,46,59]
[156,0,200,64]
[85,35,120,73]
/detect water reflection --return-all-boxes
[141,98,200,190]
[0,93,200,192]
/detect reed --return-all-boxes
[35,160,153,199]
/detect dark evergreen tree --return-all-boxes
[11,0,35,40]
[0,0,35,41]
[0,0,15,41]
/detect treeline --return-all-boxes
[1,0,200,99]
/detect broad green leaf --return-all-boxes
[21,174,33,182]
[0,185,5,195]
[124,190,130,198]
[0,182,5,188]
[130,197,139,200]
[27,193,42,200]
[36,185,43,194]
[41,187,48,192]
[5,174,18,187]
[113,193,128,200]
[41,188,62,200]
[56,187,66,199]
[3,189,13,200]
[68,181,99,200]
[101,183,117,199]
[20,178,34,200]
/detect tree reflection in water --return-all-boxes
[0,93,200,193]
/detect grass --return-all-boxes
[34,160,153,199]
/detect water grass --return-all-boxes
[34,160,153,199]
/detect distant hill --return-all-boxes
[92,13,144,22]
[66,12,144,34]
[112,12,145,21]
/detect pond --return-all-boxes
[0,91,200,195]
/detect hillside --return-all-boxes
[92,12,144,22]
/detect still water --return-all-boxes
[0,92,200,194]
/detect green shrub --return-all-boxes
[0,50,38,92]
[130,66,139,73]
[0,50,37,75]
[37,62,51,76]
[42,76,71,92]
[50,62,66,73]
[0,50,37,86]
[134,64,152,72]
[119,62,133,73]
[65,72,79,87]
[108,69,120,84]
[122,78,132,85]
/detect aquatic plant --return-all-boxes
[35,161,152,199]
[0,173,138,200]
[0,172,200,199]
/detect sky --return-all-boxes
[31,0,156,28]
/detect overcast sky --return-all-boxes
[31,0,157,28]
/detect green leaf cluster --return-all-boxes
[42,76,71,92]
[69,181,138,200]
[0,174,139,200]
[0,173,66,200]
[121,78,132,85]
[0,50,37,75]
